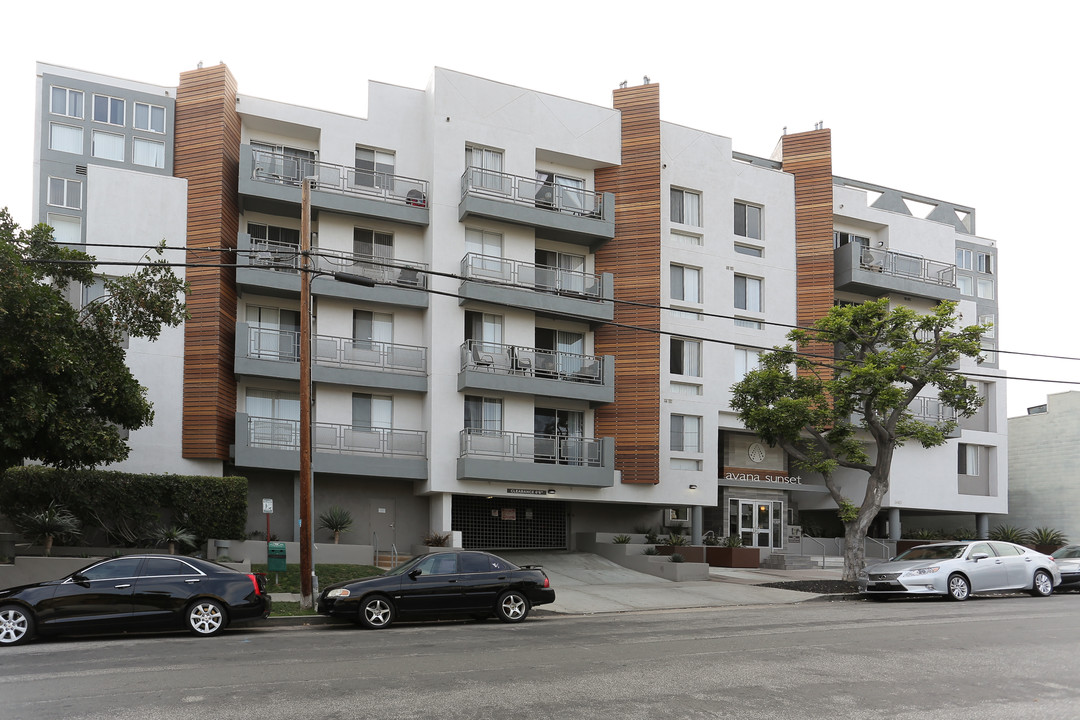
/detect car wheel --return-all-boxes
[358,595,394,629]
[187,599,228,636]
[495,591,530,623]
[1030,569,1054,597]
[947,574,971,601]
[0,605,34,646]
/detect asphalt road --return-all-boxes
[3,594,1079,720]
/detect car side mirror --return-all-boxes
[71,573,89,585]
[408,569,422,580]
[971,553,989,561]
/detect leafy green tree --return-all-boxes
[0,209,187,470]
[730,299,987,580]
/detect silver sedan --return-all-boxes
[858,540,1061,601]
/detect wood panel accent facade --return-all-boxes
[781,130,834,367]
[174,65,241,460]
[594,84,662,485]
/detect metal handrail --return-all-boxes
[801,535,827,569]
[859,246,957,288]
[251,148,428,207]
[390,543,398,568]
[865,537,891,560]
[460,167,603,218]
[461,340,604,384]
[459,428,603,466]
[247,417,427,457]
[246,326,427,374]
[312,247,429,288]
[460,253,603,299]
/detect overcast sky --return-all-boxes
[3,0,1077,417]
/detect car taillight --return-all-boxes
[248,573,263,596]
[543,577,549,588]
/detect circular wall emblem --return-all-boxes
[748,442,766,463]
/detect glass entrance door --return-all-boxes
[730,499,784,549]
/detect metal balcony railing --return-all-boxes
[461,340,604,384]
[460,167,603,218]
[912,396,958,424]
[859,247,957,288]
[245,327,427,374]
[246,240,428,289]
[247,416,427,457]
[460,253,603,299]
[251,148,429,207]
[459,428,603,466]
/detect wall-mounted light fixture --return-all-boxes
[689,484,698,490]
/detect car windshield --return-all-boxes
[1052,546,1080,559]
[894,545,967,561]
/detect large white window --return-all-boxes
[48,177,81,209]
[956,248,973,270]
[465,228,503,258]
[976,278,994,300]
[671,415,702,453]
[734,201,762,239]
[976,252,993,274]
[51,86,84,118]
[133,137,165,168]
[246,388,300,421]
[958,443,980,475]
[466,146,505,192]
[979,314,995,338]
[92,94,125,125]
[671,264,701,303]
[246,305,301,361]
[47,213,81,244]
[957,275,973,296]
[670,338,701,377]
[353,310,393,348]
[464,395,502,432]
[734,274,762,312]
[670,188,701,226]
[355,146,395,189]
[49,123,83,154]
[465,310,503,349]
[354,228,393,259]
[248,222,300,245]
[134,102,166,133]
[734,347,763,380]
[92,130,124,161]
[352,393,393,430]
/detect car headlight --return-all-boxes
[856,571,868,580]
[903,566,940,576]
[326,588,351,598]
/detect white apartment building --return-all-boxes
[31,62,1007,555]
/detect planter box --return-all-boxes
[655,544,760,568]
[654,545,704,562]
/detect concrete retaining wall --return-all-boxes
[575,534,710,581]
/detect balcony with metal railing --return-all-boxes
[911,395,961,438]
[457,429,615,488]
[238,145,429,226]
[458,168,615,248]
[459,253,613,323]
[234,323,428,392]
[234,413,427,479]
[235,233,429,308]
[458,340,614,405]
[834,242,961,302]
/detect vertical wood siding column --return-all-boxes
[595,84,662,485]
[174,65,241,460]
[781,130,834,368]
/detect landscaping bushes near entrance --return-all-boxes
[0,465,247,549]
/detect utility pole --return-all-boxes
[299,177,314,609]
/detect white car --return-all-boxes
[858,541,1061,601]
[1051,545,1080,589]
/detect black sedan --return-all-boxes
[0,555,270,646]
[318,550,555,629]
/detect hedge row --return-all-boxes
[0,466,247,545]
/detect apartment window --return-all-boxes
[465,310,503,349]
[976,252,993,274]
[670,188,701,226]
[252,141,316,182]
[958,443,979,475]
[671,231,702,247]
[671,265,701,303]
[134,102,166,133]
[734,274,762,312]
[132,137,165,168]
[49,123,83,154]
[976,278,994,300]
[535,249,586,293]
[956,248,973,270]
[670,338,702,377]
[979,314,995,338]
[354,228,393,259]
[734,244,762,258]
[352,393,393,430]
[671,415,702,453]
[353,310,393,349]
[466,145,505,192]
[734,202,761,239]
[734,347,763,380]
[247,305,301,361]
[248,223,300,246]
[91,130,124,161]
[464,395,502,432]
[834,231,870,249]
[957,275,973,296]
[355,146,395,189]
[535,171,587,212]
[734,318,762,330]
[465,228,503,258]
[92,94,125,125]
[246,388,300,421]
[80,277,107,308]
[51,86,83,118]
[47,213,81,244]
[47,177,81,209]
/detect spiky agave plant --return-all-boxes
[318,505,354,544]
[16,501,81,556]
